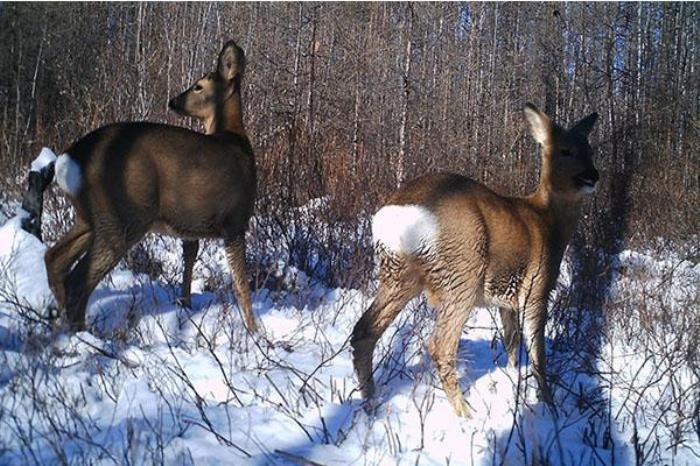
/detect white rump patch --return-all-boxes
[55,153,83,196]
[372,205,439,255]
[30,147,58,173]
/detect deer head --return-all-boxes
[168,40,246,135]
[524,103,599,201]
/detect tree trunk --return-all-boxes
[396,4,414,187]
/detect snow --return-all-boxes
[0,213,53,311]
[55,153,82,196]
[0,210,697,465]
[372,205,439,255]
[29,147,58,173]
[601,247,699,465]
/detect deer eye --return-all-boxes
[193,84,203,92]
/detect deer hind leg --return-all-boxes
[428,295,474,418]
[524,303,553,405]
[45,220,92,310]
[224,235,256,332]
[351,254,421,401]
[178,240,199,308]
[499,307,522,368]
[63,231,135,331]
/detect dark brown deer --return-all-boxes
[43,40,257,332]
[351,104,599,417]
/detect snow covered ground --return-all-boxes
[0,210,697,465]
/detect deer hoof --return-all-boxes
[450,397,473,419]
[361,397,378,416]
[175,296,193,309]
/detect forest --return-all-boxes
[0,3,698,465]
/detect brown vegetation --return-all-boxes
[1,4,697,290]
[0,4,698,462]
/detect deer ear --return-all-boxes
[217,40,245,83]
[523,103,552,146]
[570,112,598,137]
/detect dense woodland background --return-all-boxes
[0,4,698,463]
[1,2,698,287]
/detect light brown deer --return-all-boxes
[43,40,257,332]
[351,104,599,417]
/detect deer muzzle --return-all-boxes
[574,168,600,192]
[168,95,186,115]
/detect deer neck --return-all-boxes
[528,160,583,251]
[205,88,246,138]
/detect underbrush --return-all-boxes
[0,185,697,464]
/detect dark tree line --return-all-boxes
[1,2,698,286]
